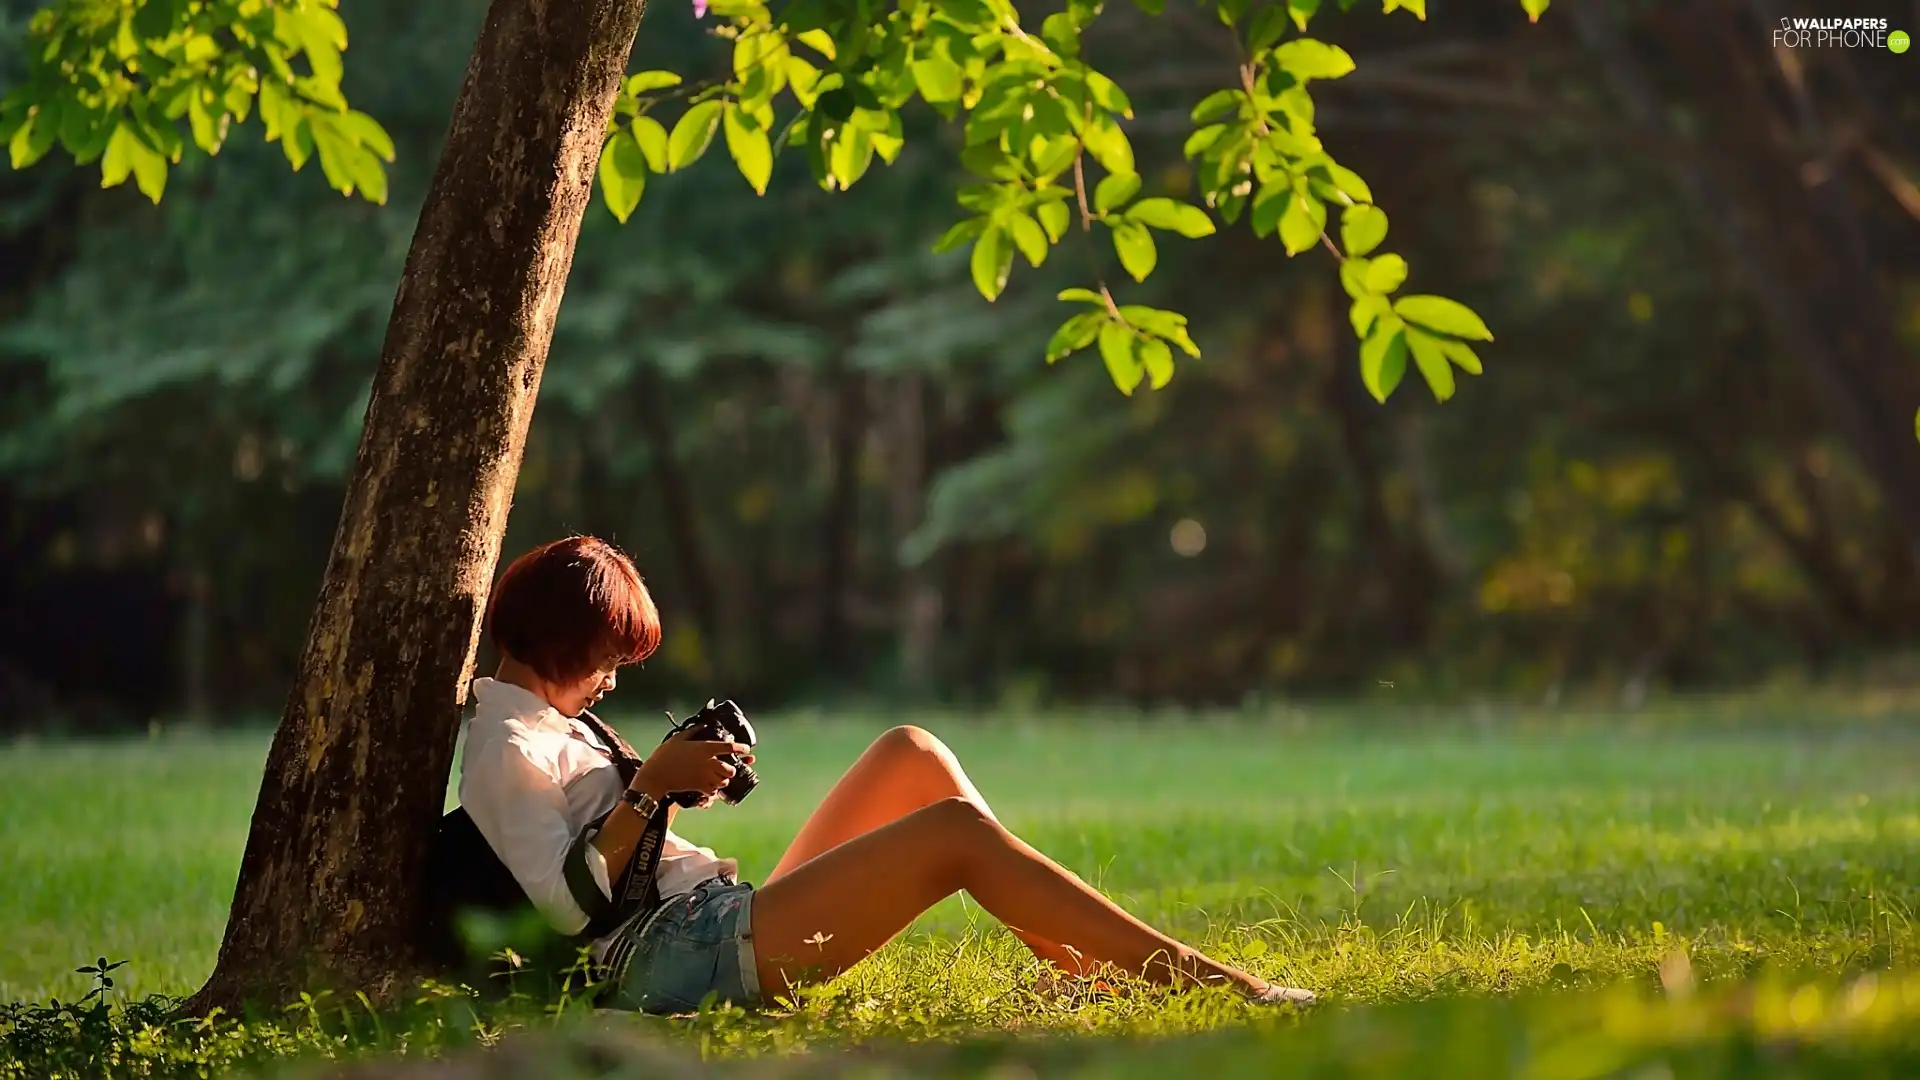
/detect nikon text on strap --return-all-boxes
[563,709,677,942]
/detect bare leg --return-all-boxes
[749,797,1273,1001]
[766,726,1086,972]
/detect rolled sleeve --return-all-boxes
[459,737,612,936]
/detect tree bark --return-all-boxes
[633,362,723,661]
[817,362,866,673]
[887,375,943,689]
[1565,2,1920,557]
[185,0,647,1013]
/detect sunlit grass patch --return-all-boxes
[2,703,1917,1075]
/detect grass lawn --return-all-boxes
[3,696,1920,1076]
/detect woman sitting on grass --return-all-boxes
[459,534,1314,1015]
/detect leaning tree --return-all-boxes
[3,0,1524,1009]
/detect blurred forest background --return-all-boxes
[1,0,1917,731]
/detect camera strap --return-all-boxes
[575,708,643,784]
[572,709,675,946]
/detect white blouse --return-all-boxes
[457,676,735,941]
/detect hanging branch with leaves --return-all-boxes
[3,0,1550,400]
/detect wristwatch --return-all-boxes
[622,787,661,818]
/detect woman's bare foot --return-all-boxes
[1249,982,1317,1005]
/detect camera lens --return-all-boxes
[721,761,758,804]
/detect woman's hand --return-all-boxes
[632,727,754,803]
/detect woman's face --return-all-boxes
[551,665,618,717]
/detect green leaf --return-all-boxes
[283,115,315,172]
[1289,0,1322,31]
[971,224,1014,301]
[912,55,965,103]
[1217,186,1248,226]
[1364,253,1409,294]
[1250,180,1287,238]
[290,6,346,89]
[1082,112,1134,175]
[723,106,773,194]
[787,57,823,108]
[1139,336,1174,389]
[1098,324,1144,395]
[11,105,57,169]
[1059,287,1107,305]
[1522,0,1549,22]
[1094,171,1140,212]
[935,0,997,30]
[134,0,184,40]
[58,103,111,163]
[1384,0,1428,19]
[631,116,669,172]
[1404,325,1455,402]
[1041,12,1081,57]
[1246,6,1290,51]
[1007,211,1050,267]
[1441,337,1484,375]
[1190,89,1241,125]
[1046,310,1106,362]
[1322,162,1371,203]
[934,216,988,253]
[330,131,388,204]
[1111,220,1157,281]
[1340,256,1372,299]
[188,95,228,155]
[960,140,1021,181]
[1086,72,1133,118]
[100,123,137,189]
[627,71,684,95]
[1340,203,1388,256]
[1184,124,1228,158]
[599,130,648,223]
[829,125,876,188]
[1393,294,1494,341]
[1278,191,1326,255]
[1349,294,1389,337]
[1030,134,1079,178]
[1359,319,1408,403]
[338,111,395,162]
[733,28,781,93]
[1036,199,1071,241]
[796,28,838,60]
[1126,198,1215,238]
[1271,39,1355,80]
[129,140,169,203]
[102,123,167,203]
[668,100,724,171]
[309,117,361,196]
[1120,306,1199,356]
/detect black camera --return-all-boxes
[666,698,759,807]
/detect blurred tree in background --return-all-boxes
[0,0,1915,728]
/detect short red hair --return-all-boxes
[485,536,661,684]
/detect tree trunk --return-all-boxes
[180,563,212,724]
[817,362,866,673]
[185,0,647,1013]
[887,375,943,689]
[1566,3,1920,557]
[633,362,723,661]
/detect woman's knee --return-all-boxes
[914,796,1000,847]
[874,724,956,765]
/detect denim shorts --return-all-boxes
[609,876,760,1015]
